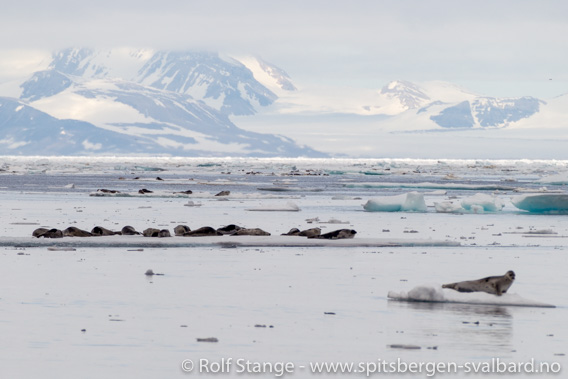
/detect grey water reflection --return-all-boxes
[388,300,514,357]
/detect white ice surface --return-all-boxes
[387,285,555,308]
[1,157,568,378]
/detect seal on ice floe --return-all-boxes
[183,226,221,237]
[63,226,93,237]
[91,226,120,236]
[282,227,321,238]
[310,229,357,240]
[143,228,171,237]
[231,228,271,236]
[216,224,242,235]
[121,226,140,235]
[174,225,191,236]
[33,228,63,238]
[442,270,516,296]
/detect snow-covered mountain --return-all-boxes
[371,80,544,130]
[0,48,320,157]
[0,47,563,158]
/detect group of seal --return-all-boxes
[442,270,516,296]
[94,189,226,196]
[281,227,357,240]
[33,225,358,240]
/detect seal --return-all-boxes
[32,228,49,238]
[442,270,516,296]
[282,227,321,238]
[33,228,63,238]
[183,226,221,237]
[216,224,242,235]
[311,229,357,240]
[174,225,191,236]
[158,229,171,237]
[299,228,321,238]
[143,228,160,237]
[63,226,93,237]
[91,226,120,236]
[232,228,271,236]
[121,225,140,235]
[97,189,120,194]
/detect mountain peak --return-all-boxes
[380,80,430,110]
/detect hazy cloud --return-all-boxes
[2,0,568,97]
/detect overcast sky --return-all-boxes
[2,0,568,98]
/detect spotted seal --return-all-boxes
[216,224,242,235]
[143,228,171,237]
[63,227,93,237]
[33,228,63,238]
[232,228,271,236]
[282,227,321,238]
[183,226,221,237]
[442,270,516,296]
[121,226,140,235]
[311,229,357,240]
[174,225,191,236]
[91,226,120,236]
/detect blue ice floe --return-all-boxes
[512,193,568,213]
[435,193,504,214]
[363,191,427,212]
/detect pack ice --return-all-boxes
[363,191,427,212]
[512,193,568,213]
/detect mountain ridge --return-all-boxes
[1,47,564,158]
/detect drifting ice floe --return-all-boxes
[387,285,555,308]
[460,193,504,213]
[434,193,505,213]
[537,172,568,185]
[511,193,568,213]
[246,202,300,212]
[348,182,516,191]
[363,192,427,212]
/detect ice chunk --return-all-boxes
[387,285,555,308]
[363,191,426,212]
[537,172,568,185]
[246,202,300,212]
[460,193,504,213]
[434,201,465,213]
[511,193,568,213]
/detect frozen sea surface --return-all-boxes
[1,157,567,378]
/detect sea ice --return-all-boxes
[460,193,504,213]
[537,171,568,185]
[511,193,568,213]
[246,202,300,212]
[434,201,465,213]
[387,285,556,308]
[363,192,426,212]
